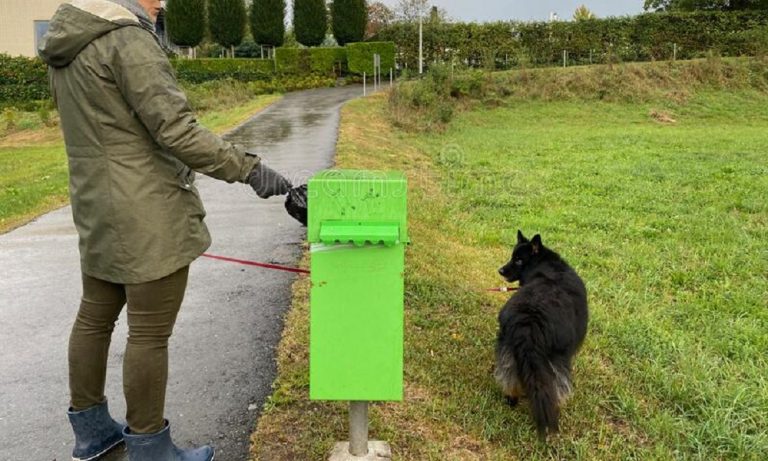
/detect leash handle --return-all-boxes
[202,253,311,275]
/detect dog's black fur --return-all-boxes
[494,231,588,439]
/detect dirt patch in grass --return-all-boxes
[649,109,677,124]
[0,127,62,148]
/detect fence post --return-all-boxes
[363,72,366,96]
[349,401,368,456]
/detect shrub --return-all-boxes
[165,0,206,48]
[449,69,487,99]
[0,54,50,107]
[731,28,768,57]
[37,102,57,127]
[2,107,18,132]
[346,41,395,75]
[234,39,262,58]
[388,63,465,131]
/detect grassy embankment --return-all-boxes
[251,58,768,460]
[0,87,280,233]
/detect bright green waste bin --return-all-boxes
[308,170,408,402]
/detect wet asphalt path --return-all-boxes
[0,85,363,461]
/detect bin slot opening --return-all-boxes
[319,221,400,246]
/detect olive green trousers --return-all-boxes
[68,266,189,434]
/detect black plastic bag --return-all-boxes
[285,184,308,226]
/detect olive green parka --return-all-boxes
[38,0,258,283]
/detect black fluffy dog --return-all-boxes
[494,231,588,439]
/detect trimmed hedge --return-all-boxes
[310,48,347,74]
[275,47,346,75]
[0,50,344,107]
[346,42,396,75]
[377,11,768,69]
[172,58,275,82]
[275,48,306,74]
[172,53,346,80]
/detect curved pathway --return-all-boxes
[0,85,363,461]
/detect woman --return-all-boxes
[38,1,291,459]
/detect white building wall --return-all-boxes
[0,0,65,57]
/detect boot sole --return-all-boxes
[72,438,125,461]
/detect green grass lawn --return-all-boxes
[251,88,768,460]
[0,94,280,233]
[0,143,69,232]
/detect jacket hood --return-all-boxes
[38,0,153,68]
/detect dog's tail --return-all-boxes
[514,336,562,439]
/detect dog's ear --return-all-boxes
[517,230,527,244]
[531,234,542,254]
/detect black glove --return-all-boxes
[285,185,308,226]
[247,163,292,199]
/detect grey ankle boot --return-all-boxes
[67,400,125,461]
[123,420,214,461]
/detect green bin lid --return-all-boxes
[308,170,409,244]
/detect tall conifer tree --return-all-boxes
[209,0,247,55]
[250,0,287,47]
[331,0,368,45]
[293,0,328,47]
[165,0,206,48]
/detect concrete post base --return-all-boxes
[328,441,392,461]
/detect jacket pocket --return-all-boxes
[178,181,206,220]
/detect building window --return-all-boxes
[34,20,50,53]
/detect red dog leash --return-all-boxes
[202,253,517,288]
[202,253,311,275]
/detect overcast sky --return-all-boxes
[374,1,645,22]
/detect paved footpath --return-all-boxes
[0,85,363,461]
